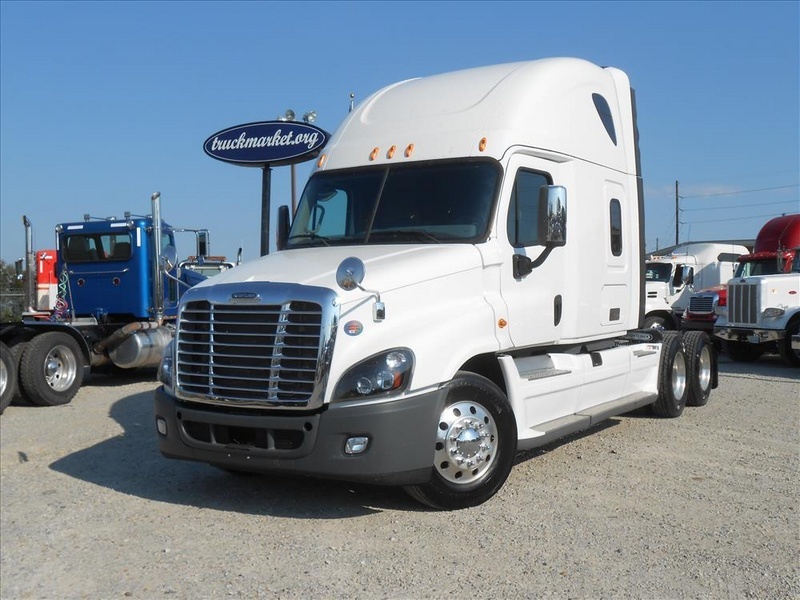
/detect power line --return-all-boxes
[680,183,799,199]
[680,211,792,225]
[680,199,798,212]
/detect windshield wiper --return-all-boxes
[368,229,442,244]
[287,233,331,247]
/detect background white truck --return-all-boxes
[713,213,800,366]
[154,58,716,509]
[644,242,749,330]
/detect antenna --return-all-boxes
[349,92,355,113]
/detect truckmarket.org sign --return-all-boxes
[203,120,330,167]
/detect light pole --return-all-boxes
[279,109,317,214]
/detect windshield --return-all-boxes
[62,233,132,262]
[734,259,782,277]
[645,262,673,283]
[287,160,500,248]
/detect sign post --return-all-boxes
[203,120,329,256]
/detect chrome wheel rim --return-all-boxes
[434,401,497,485]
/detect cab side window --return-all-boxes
[507,170,549,248]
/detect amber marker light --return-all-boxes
[370,147,380,161]
[317,154,327,167]
[498,318,508,328]
[479,137,487,152]
[387,145,397,159]
[405,143,415,157]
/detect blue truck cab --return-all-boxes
[57,215,179,321]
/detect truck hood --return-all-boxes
[190,244,485,296]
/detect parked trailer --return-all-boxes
[0,193,236,411]
[154,58,717,509]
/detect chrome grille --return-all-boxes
[176,296,330,408]
[688,294,714,315]
[728,282,758,325]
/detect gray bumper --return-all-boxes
[714,327,784,344]
[154,386,446,486]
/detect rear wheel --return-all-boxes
[777,319,800,368]
[0,342,17,414]
[404,373,517,510]
[725,340,763,363]
[683,331,714,407]
[20,332,85,406]
[652,331,688,418]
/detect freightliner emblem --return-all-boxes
[229,292,261,303]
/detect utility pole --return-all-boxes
[675,180,679,246]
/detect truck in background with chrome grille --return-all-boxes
[644,242,748,331]
[154,58,718,510]
[713,214,800,366]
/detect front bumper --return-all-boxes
[714,327,784,344]
[154,386,446,486]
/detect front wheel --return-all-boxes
[20,332,85,406]
[724,340,763,363]
[404,372,517,510]
[777,319,800,368]
[644,315,668,330]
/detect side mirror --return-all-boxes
[539,186,567,246]
[161,245,178,271]
[197,230,209,258]
[277,205,290,251]
[681,266,694,285]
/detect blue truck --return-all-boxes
[0,192,235,411]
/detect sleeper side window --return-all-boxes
[610,199,622,256]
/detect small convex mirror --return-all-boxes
[161,245,178,271]
[336,257,366,291]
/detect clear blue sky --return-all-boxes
[1,0,798,264]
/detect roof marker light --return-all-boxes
[370,147,380,161]
[405,143,414,158]
[387,145,396,159]
[479,137,487,152]
[317,154,327,168]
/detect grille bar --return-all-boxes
[175,292,335,409]
[728,283,758,325]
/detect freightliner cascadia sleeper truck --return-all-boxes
[154,58,717,509]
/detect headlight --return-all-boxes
[763,307,785,318]
[158,339,175,392]
[334,348,414,402]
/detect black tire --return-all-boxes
[0,342,17,414]
[652,331,688,418]
[20,332,85,406]
[644,315,668,331]
[404,372,517,510]
[683,331,714,407]
[724,340,764,363]
[777,319,800,368]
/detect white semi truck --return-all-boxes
[644,242,748,330]
[154,58,717,509]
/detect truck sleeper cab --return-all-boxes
[155,58,716,509]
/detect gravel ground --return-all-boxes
[1,355,798,600]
